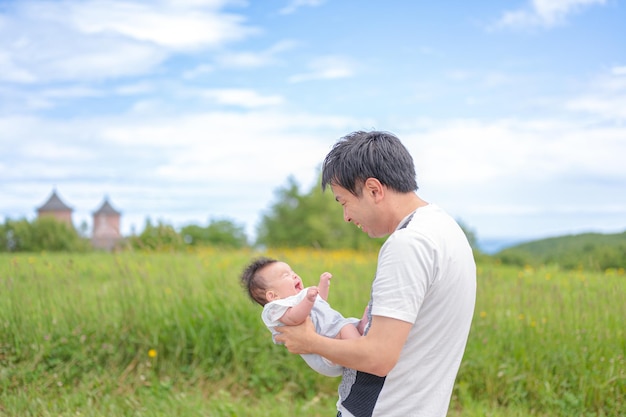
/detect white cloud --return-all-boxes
[3,94,625,240]
[182,64,215,79]
[198,89,285,108]
[216,40,297,68]
[0,108,359,235]
[41,86,104,99]
[495,0,606,28]
[0,0,257,83]
[114,82,155,96]
[0,1,623,242]
[279,0,326,15]
[41,0,256,50]
[407,118,626,190]
[612,66,626,76]
[445,70,515,88]
[0,51,37,83]
[446,70,473,82]
[288,55,355,83]
[565,65,626,121]
[399,114,626,240]
[182,41,296,78]
[566,96,626,120]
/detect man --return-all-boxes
[275,131,476,417]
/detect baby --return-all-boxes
[240,257,366,376]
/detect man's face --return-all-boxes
[331,183,383,238]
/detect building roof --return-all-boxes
[37,190,73,212]
[94,198,121,215]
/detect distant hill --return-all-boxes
[477,237,526,254]
[493,231,626,271]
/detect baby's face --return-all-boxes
[262,262,304,302]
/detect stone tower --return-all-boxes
[37,189,73,227]
[92,197,122,251]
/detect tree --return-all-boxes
[1,217,88,252]
[128,218,184,251]
[456,220,483,257]
[256,175,384,250]
[0,218,32,251]
[181,218,248,248]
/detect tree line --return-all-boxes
[0,176,387,252]
[3,176,623,272]
[0,215,251,253]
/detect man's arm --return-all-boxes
[274,314,412,377]
[279,287,318,326]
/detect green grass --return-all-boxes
[457,263,625,416]
[1,250,624,416]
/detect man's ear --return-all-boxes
[364,178,385,202]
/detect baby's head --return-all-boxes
[240,257,304,306]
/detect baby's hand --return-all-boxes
[319,272,332,286]
[358,305,369,335]
[306,286,319,302]
[317,272,332,301]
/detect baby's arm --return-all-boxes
[338,305,369,340]
[278,287,318,326]
[317,271,365,340]
[338,323,361,339]
[317,272,332,301]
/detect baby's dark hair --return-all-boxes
[240,257,278,306]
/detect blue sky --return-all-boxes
[1,0,625,248]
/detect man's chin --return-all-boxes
[367,230,387,239]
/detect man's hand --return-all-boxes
[274,316,317,354]
[276,314,412,376]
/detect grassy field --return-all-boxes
[1,249,624,417]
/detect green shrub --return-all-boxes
[127,219,185,251]
[1,217,89,252]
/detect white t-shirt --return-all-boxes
[262,289,359,377]
[337,204,476,417]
